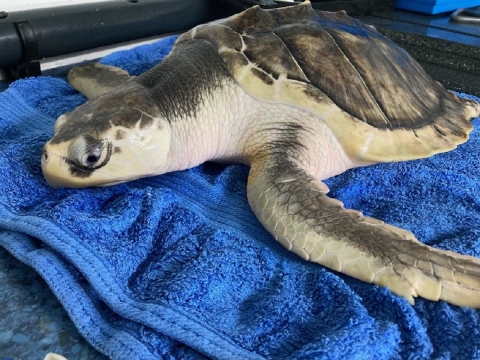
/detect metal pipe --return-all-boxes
[0,0,232,70]
[451,8,480,24]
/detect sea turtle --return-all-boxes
[41,1,480,307]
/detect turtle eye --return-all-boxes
[69,135,104,168]
[82,147,102,167]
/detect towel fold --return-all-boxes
[1,35,480,359]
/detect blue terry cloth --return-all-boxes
[1,35,480,359]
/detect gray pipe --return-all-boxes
[0,0,231,70]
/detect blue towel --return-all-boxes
[1,35,480,359]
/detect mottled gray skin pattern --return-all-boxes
[43,2,480,307]
[57,40,230,147]
[50,84,157,146]
[138,41,231,121]
[247,154,480,306]
[68,63,132,100]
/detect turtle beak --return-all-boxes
[41,141,121,188]
[41,144,67,188]
[41,142,89,188]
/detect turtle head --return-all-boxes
[41,86,171,188]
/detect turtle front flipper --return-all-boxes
[68,62,134,100]
[248,155,480,307]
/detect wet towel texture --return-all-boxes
[1,36,480,359]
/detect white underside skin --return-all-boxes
[166,79,358,180]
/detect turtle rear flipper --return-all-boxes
[248,154,480,307]
[68,62,134,100]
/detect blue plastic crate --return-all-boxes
[396,0,480,14]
